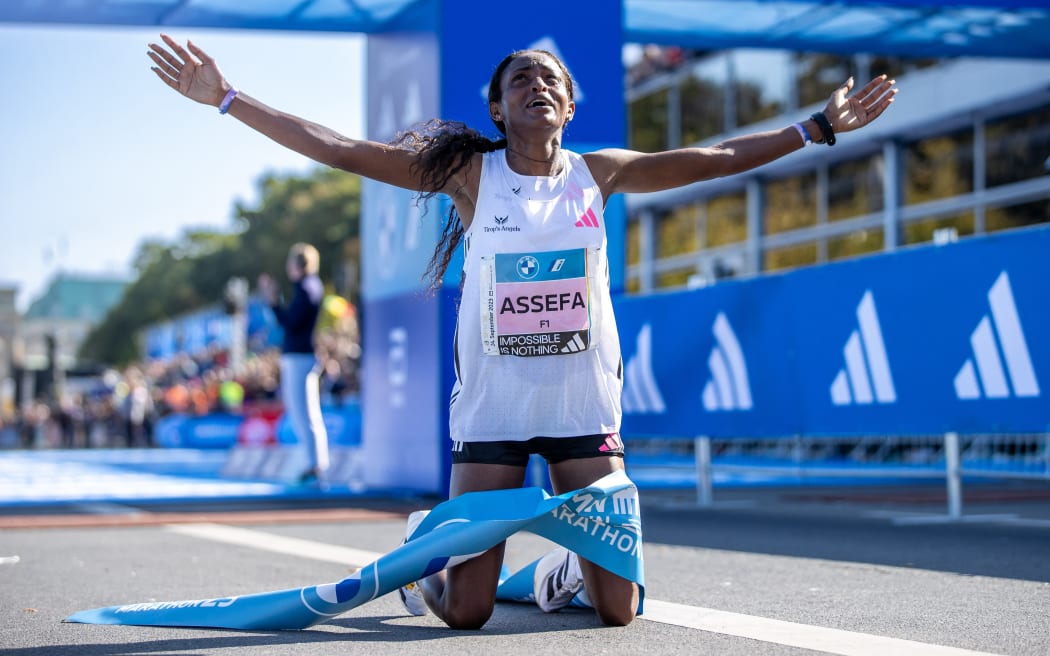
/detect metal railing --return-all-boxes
[627,433,1050,518]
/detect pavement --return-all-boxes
[2,449,1049,655]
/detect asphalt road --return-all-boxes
[2,484,1049,656]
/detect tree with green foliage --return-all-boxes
[79,166,361,367]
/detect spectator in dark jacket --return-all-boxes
[258,242,329,484]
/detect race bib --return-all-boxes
[480,248,599,357]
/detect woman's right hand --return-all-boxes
[148,34,230,108]
[146,33,431,195]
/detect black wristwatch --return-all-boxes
[810,111,836,146]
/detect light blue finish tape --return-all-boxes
[66,471,643,629]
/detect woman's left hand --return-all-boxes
[824,75,898,135]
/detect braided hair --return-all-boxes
[390,49,575,290]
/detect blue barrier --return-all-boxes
[155,399,362,449]
[274,401,362,447]
[154,412,243,449]
[617,226,1049,438]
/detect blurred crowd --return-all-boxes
[0,317,361,451]
[626,45,703,86]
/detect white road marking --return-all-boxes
[641,599,1002,656]
[166,523,384,566]
[169,522,1005,656]
[863,510,1050,528]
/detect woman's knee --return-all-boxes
[594,601,637,627]
[440,596,496,630]
[434,547,504,630]
[581,565,639,627]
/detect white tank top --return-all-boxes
[449,149,623,442]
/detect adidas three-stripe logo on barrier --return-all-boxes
[701,313,752,412]
[830,291,897,406]
[954,271,1040,400]
[622,278,1037,414]
[621,324,666,414]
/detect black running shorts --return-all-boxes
[451,433,625,467]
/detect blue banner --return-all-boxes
[275,401,362,447]
[66,471,643,630]
[360,292,443,492]
[358,31,446,493]
[144,300,278,361]
[360,32,440,301]
[154,413,244,449]
[155,402,362,450]
[618,226,1050,437]
[439,0,623,148]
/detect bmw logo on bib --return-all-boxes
[517,255,539,279]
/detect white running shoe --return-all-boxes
[397,510,430,616]
[398,580,427,617]
[533,546,585,613]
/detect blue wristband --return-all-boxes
[792,122,811,146]
[218,87,239,115]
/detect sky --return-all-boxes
[0,24,366,313]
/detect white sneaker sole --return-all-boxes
[397,510,431,616]
[533,547,584,613]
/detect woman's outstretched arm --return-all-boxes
[587,74,898,197]
[147,34,428,192]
